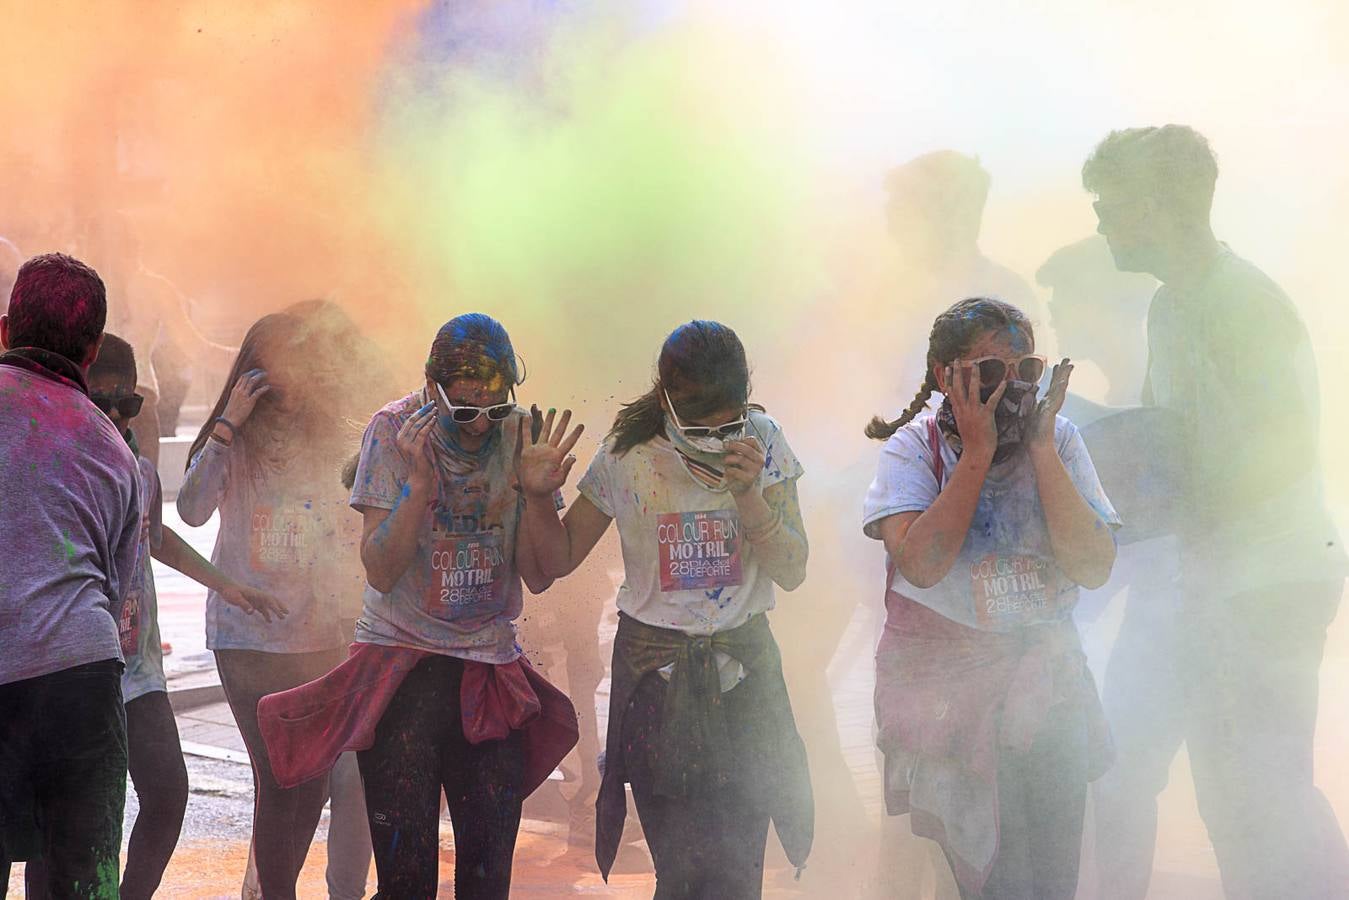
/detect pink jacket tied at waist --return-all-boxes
[257,643,579,794]
[874,590,1113,893]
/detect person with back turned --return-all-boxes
[1084,124,1349,899]
[0,254,143,897]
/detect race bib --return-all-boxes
[119,590,141,657]
[120,513,152,656]
[424,531,508,621]
[250,504,313,570]
[657,509,744,592]
[972,554,1059,627]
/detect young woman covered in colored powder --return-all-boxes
[517,320,814,899]
[176,304,377,900]
[863,297,1119,899]
[257,312,573,899]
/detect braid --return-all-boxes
[866,369,936,440]
[865,295,1034,442]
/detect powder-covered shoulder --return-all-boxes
[878,412,936,460]
[359,392,427,446]
[85,401,137,471]
[748,409,804,482]
[369,391,425,427]
[1053,414,1083,454]
[589,432,622,461]
[137,455,159,490]
[862,412,942,537]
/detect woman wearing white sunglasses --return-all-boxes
[863,296,1119,899]
[517,319,814,899]
[331,312,573,898]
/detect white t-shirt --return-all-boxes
[862,411,1120,632]
[178,438,355,653]
[349,393,560,663]
[577,410,804,636]
[121,457,167,702]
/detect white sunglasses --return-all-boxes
[435,382,517,424]
[663,387,749,439]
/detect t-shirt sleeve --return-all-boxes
[349,411,407,511]
[112,460,144,606]
[759,418,804,488]
[1056,418,1122,530]
[862,426,940,540]
[576,445,615,517]
[146,463,165,553]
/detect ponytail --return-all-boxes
[609,320,751,457]
[339,450,361,491]
[866,369,936,440]
[609,388,666,456]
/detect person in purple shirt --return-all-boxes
[0,253,142,898]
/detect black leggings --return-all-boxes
[358,654,525,900]
[622,671,772,900]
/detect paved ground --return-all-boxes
[9,496,1349,897]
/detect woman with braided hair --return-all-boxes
[863,296,1120,899]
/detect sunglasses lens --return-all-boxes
[683,427,713,439]
[977,359,1007,387]
[451,408,480,424]
[1018,357,1046,383]
[122,396,144,418]
[91,396,115,414]
[486,405,514,421]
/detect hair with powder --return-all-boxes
[866,296,1033,440]
[609,320,751,456]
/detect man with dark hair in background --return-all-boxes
[1037,235,1155,414]
[885,150,1039,322]
[777,149,1043,899]
[868,150,1043,900]
[1084,125,1349,899]
[0,253,143,897]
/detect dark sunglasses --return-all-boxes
[966,355,1048,389]
[91,393,145,419]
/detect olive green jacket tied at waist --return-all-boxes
[595,611,814,881]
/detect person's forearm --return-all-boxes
[153,527,236,594]
[513,501,554,593]
[890,451,990,588]
[177,439,230,526]
[523,492,576,578]
[734,490,808,590]
[362,483,432,593]
[1029,444,1116,588]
